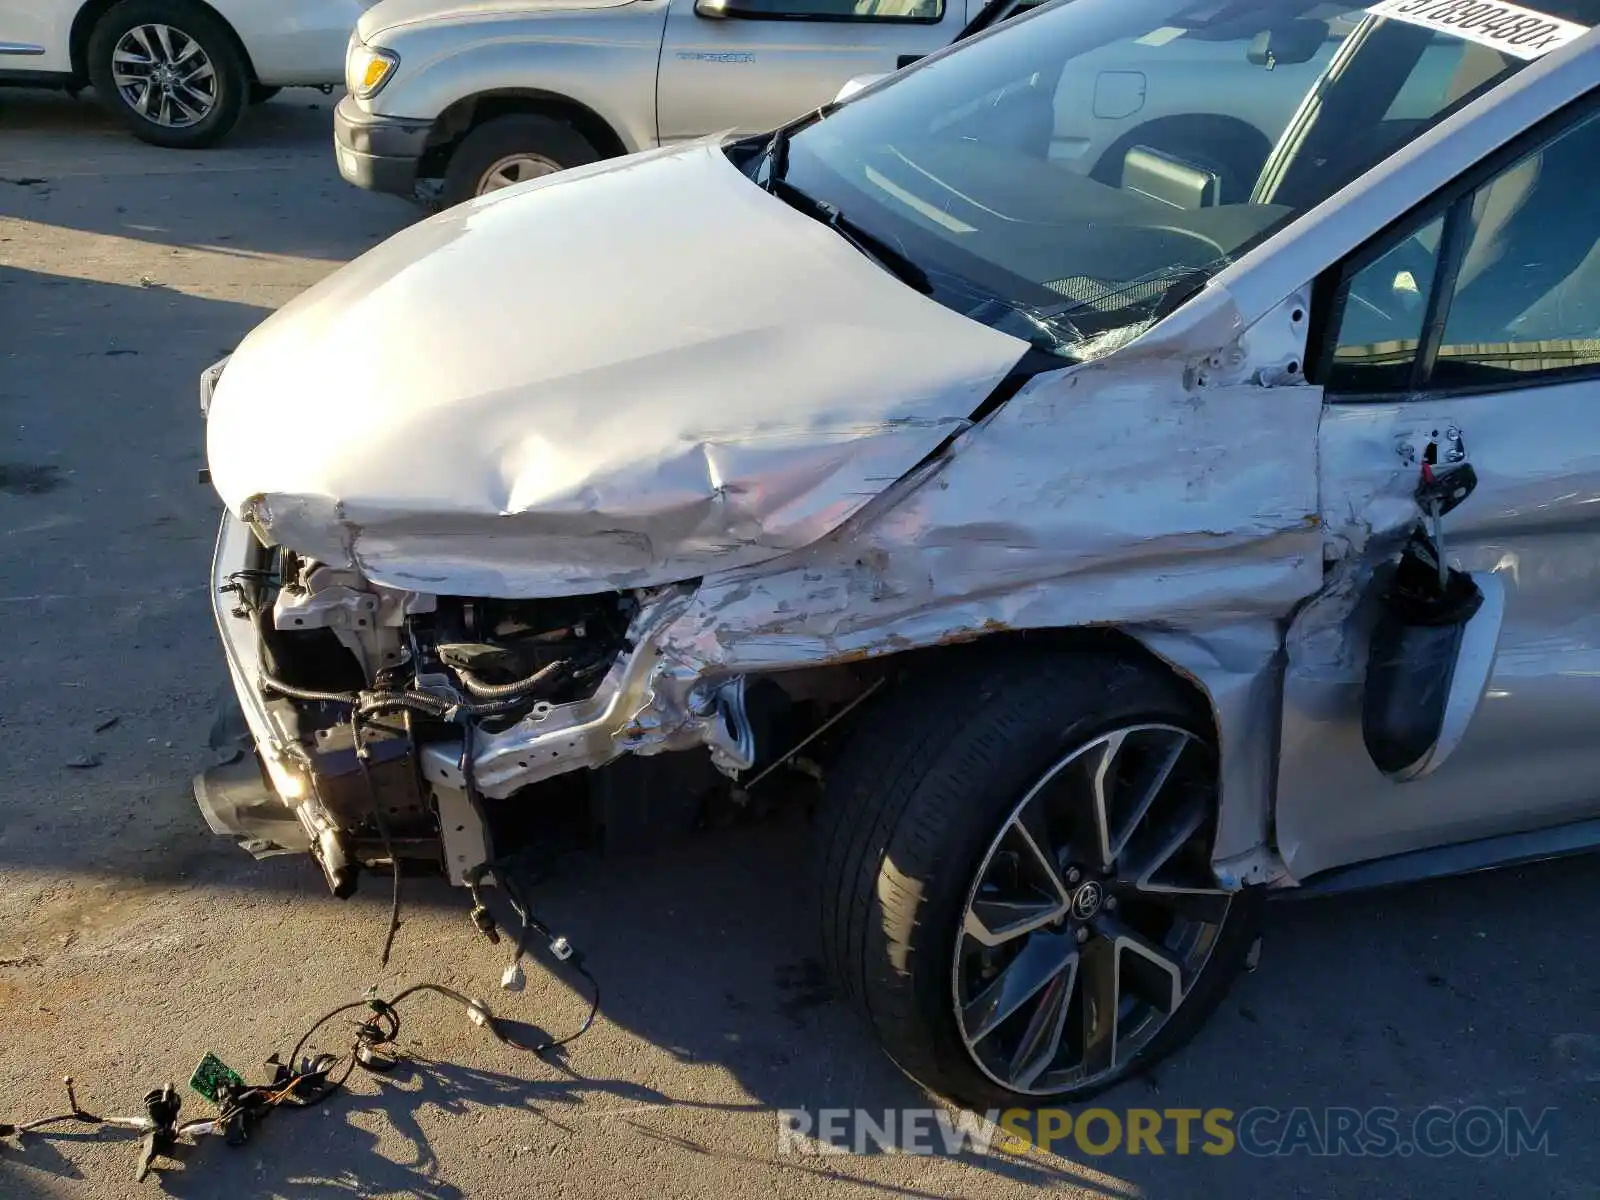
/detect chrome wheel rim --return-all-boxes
[951,723,1232,1096]
[112,24,216,128]
[477,154,562,194]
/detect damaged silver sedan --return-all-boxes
[196,0,1600,1107]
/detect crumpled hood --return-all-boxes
[358,0,632,39]
[206,142,1028,597]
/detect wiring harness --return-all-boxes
[0,902,599,1182]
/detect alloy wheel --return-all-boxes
[111,23,216,129]
[952,723,1232,1095]
[476,154,563,195]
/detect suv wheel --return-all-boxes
[441,114,599,206]
[815,649,1263,1108]
[87,0,248,149]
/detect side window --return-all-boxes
[706,0,943,20]
[1327,108,1600,395]
[1328,213,1446,392]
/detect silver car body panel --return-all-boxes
[353,0,978,153]
[0,0,376,82]
[654,0,972,143]
[361,0,640,36]
[358,0,670,154]
[205,141,1034,595]
[207,28,1600,883]
[1277,388,1600,880]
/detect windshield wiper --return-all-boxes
[769,177,933,295]
[759,102,836,191]
[923,267,1086,355]
[763,125,793,191]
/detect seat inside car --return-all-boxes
[1447,112,1600,345]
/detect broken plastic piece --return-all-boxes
[465,999,492,1028]
[501,962,526,992]
[134,1085,182,1183]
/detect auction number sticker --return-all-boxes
[1366,0,1589,58]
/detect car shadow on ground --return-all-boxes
[23,814,1581,1200]
[1,85,345,151]
[5,697,1599,1200]
[0,89,417,262]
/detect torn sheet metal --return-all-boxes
[654,293,1325,673]
[205,141,1029,597]
[621,292,1322,874]
[1133,622,1291,883]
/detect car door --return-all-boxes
[0,0,69,73]
[655,0,971,142]
[1275,92,1600,881]
[212,0,376,85]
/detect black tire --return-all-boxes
[248,84,281,105]
[87,0,249,149]
[440,114,599,207]
[815,647,1263,1109]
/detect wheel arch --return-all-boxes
[776,622,1281,885]
[421,88,628,180]
[820,625,1217,719]
[806,623,1268,1106]
[71,0,259,84]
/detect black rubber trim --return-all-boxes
[906,347,1070,477]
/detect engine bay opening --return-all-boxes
[208,534,885,901]
[223,541,641,894]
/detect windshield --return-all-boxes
[770,0,1596,358]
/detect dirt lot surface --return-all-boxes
[2,88,1597,1199]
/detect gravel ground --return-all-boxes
[1,87,1597,1200]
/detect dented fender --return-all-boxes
[643,293,1324,880]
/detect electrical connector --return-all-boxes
[465,999,492,1029]
[548,936,573,962]
[468,905,500,945]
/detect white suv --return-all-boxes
[0,0,375,146]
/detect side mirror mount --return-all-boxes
[1247,20,1326,69]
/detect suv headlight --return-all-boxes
[346,41,399,99]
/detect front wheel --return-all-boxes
[815,649,1262,1108]
[87,0,249,149]
[440,114,599,207]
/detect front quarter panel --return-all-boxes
[0,1,71,73]
[362,2,669,154]
[654,292,1325,881]
[214,0,378,83]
